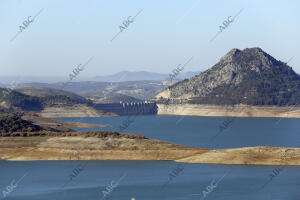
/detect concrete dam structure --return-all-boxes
[94,101,157,115]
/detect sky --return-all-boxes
[0,0,300,79]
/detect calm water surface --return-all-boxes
[1,115,299,199]
[57,115,300,149]
[0,161,299,200]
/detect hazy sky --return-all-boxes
[1,0,299,78]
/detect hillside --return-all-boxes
[17,80,167,100]
[0,88,43,111]
[16,87,87,102]
[0,113,43,133]
[0,87,92,114]
[92,70,200,82]
[155,48,300,106]
[0,87,155,117]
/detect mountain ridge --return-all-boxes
[0,70,200,84]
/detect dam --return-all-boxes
[93,101,157,115]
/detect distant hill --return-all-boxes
[0,83,159,116]
[17,82,110,95]
[92,71,200,82]
[0,87,90,112]
[94,71,166,82]
[0,86,156,116]
[0,71,201,101]
[155,47,300,106]
[0,88,43,111]
[0,71,200,84]
[17,80,168,100]
[16,87,87,103]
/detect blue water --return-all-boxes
[57,115,300,149]
[0,161,299,200]
[1,115,300,199]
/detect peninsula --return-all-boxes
[0,131,299,166]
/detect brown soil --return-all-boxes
[0,133,299,166]
[23,114,110,132]
[176,146,300,165]
[0,132,207,161]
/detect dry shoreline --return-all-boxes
[38,105,118,118]
[31,103,300,119]
[0,135,207,161]
[0,135,300,166]
[176,146,300,166]
[23,114,110,131]
[157,104,300,118]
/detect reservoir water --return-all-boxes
[58,115,300,149]
[1,115,299,199]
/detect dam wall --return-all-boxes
[94,102,157,115]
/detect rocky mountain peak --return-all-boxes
[155,47,300,106]
[219,47,280,72]
[220,48,241,63]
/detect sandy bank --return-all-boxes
[0,135,206,161]
[0,135,300,165]
[176,146,300,166]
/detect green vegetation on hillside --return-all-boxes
[0,128,147,139]
[0,114,43,133]
[0,88,92,112]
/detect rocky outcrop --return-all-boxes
[155,47,300,106]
